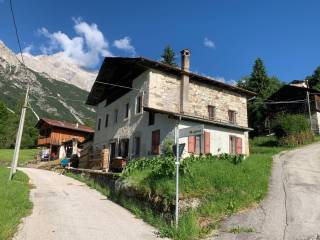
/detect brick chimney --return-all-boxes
[180,49,190,113]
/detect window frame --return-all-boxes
[228,110,237,124]
[114,109,118,123]
[136,95,142,114]
[134,136,141,157]
[229,135,237,155]
[151,129,160,155]
[208,105,216,120]
[148,111,155,126]
[105,114,109,127]
[97,118,101,131]
[124,103,129,119]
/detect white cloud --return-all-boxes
[38,18,113,68]
[113,36,136,55]
[204,37,215,49]
[23,44,33,55]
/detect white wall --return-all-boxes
[178,120,248,158]
[93,70,177,157]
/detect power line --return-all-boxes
[8,0,30,181]
[264,99,307,104]
[95,81,142,91]
[9,0,25,65]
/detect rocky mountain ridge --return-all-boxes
[0,40,96,125]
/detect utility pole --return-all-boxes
[9,82,30,180]
[175,120,180,229]
[305,79,313,132]
[8,0,31,180]
[306,90,313,131]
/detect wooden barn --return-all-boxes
[35,118,94,160]
[266,82,320,134]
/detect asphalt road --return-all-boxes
[211,142,320,240]
[14,168,159,240]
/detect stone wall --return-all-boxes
[148,70,180,113]
[188,80,248,127]
[148,69,249,127]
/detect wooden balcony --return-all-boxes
[37,137,61,146]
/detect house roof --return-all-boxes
[144,107,253,131]
[267,84,320,101]
[86,57,256,106]
[36,118,94,133]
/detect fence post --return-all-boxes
[101,145,109,172]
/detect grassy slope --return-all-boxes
[0,167,32,240]
[67,136,319,239]
[0,149,37,166]
[123,137,284,239]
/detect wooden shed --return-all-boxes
[35,118,94,160]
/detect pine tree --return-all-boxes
[247,58,271,99]
[237,58,282,135]
[160,45,177,66]
[306,66,320,91]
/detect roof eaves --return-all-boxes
[144,107,253,131]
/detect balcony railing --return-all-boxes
[37,137,61,146]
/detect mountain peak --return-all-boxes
[21,51,97,91]
[0,40,96,91]
[0,40,22,66]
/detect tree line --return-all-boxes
[0,100,38,149]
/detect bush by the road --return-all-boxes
[272,114,314,146]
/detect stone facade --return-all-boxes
[148,69,248,127]
[93,67,251,158]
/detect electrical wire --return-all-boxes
[264,99,307,104]
[9,0,25,65]
[95,81,142,91]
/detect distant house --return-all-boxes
[266,81,320,134]
[86,49,255,162]
[35,118,94,160]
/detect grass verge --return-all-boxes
[0,167,33,240]
[65,136,319,239]
[0,149,37,166]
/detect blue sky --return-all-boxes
[1,0,320,83]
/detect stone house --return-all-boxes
[86,49,255,161]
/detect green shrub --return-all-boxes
[124,156,192,179]
[162,138,174,157]
[272,114,314,146]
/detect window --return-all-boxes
[151,130,160,155]
[148,112,155,125]
[119,139,129,158]
[229,136,242,155]
[97,118,101,131]
[228,110,237,124]
[195,135,201,154]
[188,135,202,154]
[134,137,141,156]
[208,105,216,120]
[125,103,129,119]
[229,136,237,155]
[105,114,109,127]
[114,109,118,123]
[136,96,142,114]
